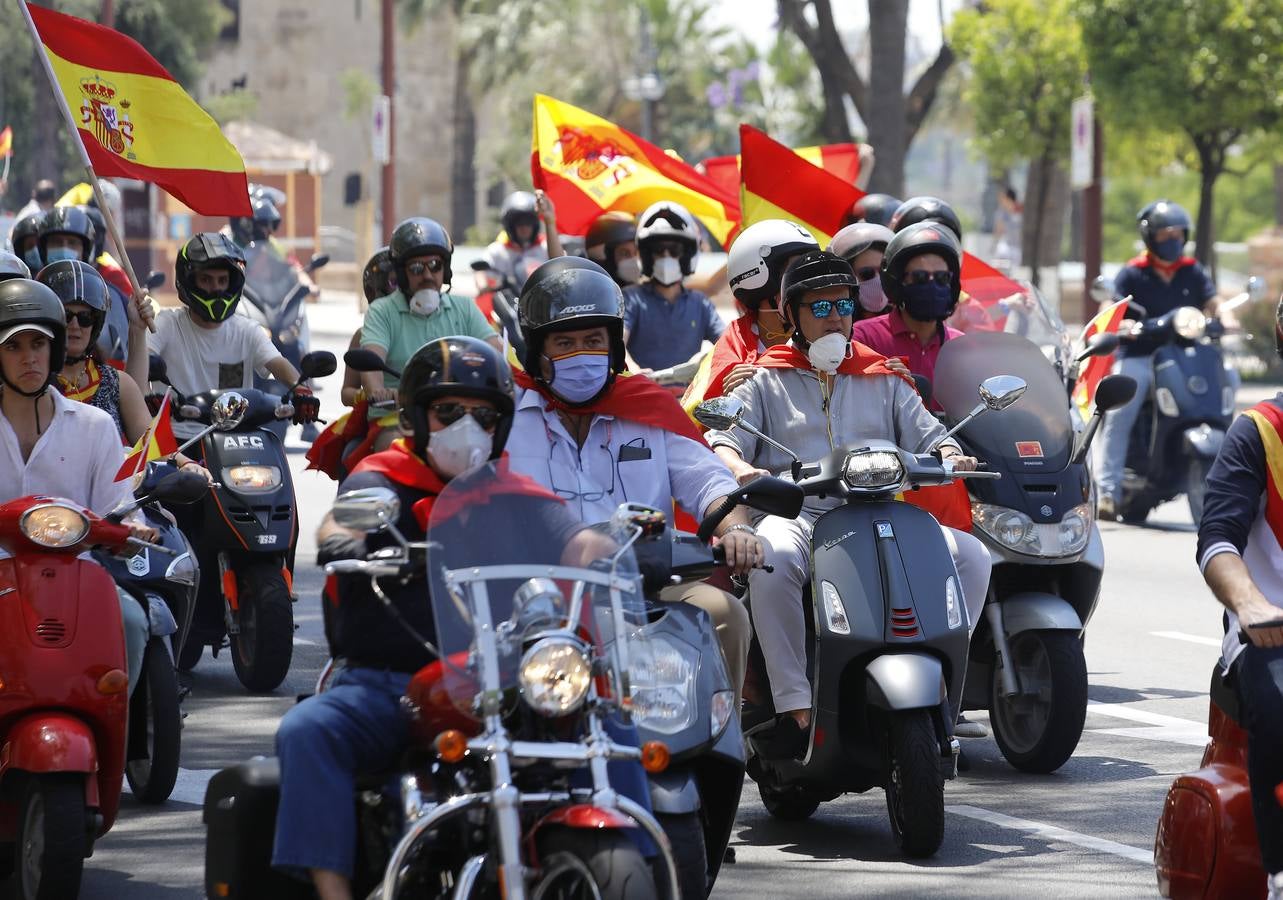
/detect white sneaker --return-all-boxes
[955,715,989,738]
[1267,872,1282,900]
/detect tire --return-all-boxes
[126,637,182,804]
[15,777,87,900]
[989,630,1088,774]
[884,709,945,858]
[176,632,203,672]
[230,564,294,693]
[656,811,707,899]
[758,781,820,822]
[1118,495,1149,525]
[1187,456,1213,525]
[534,826,656,900]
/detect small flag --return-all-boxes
[1071,299,1130,422]
[738,124,863,245]
[115,391,178,481]
[0,126,12,158]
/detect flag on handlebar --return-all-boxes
[1071,299,1130,423]
[739,124,863,245]
[0,126,11,158]
[115,390,178,481]
[700,142,862,200]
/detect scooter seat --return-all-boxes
[1209,663,1242,726]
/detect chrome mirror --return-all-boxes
[211,392,249,429]
[979,375,1027,411]
[1089,275,1113,305]
[332,487,401,532]
[694,397,744,431]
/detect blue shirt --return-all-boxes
[622,282,724,370]
[1114,259,1216,357]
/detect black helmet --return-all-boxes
[500,191,541,248]
[889,196,963,241]
[81,206,108,260]
[829,222,895,265]
[518,257,626,381]
[584,212,638,283]
[250,197,281,242]
[0,278,68,394]
[36,260,111,362]
[228,215,253,246]
[389,216,454,292]
[398,335,516,461]
[175,232,247,323]
[1137,199,1192,254]
[779,250,859,341]
[38,206,96,264]
[846,193,901,228]
[11,213,46,261]
[362,246,397,305]
[880,221,963,312]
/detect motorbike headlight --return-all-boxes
[972,502,1093,558]
[629,634,697,734]
[971,503,1032,550]
[222,465,282,492]
[518,638,592,717]
[1155,387,1180,417]
[711,689,735,740]
[164,551,197,587]
[1173,306,1206,340]
[20,504,89,549]
[843,450,905,491]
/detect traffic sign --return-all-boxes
[1071,95,1093,189]
[372,94,391,166]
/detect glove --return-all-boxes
[291,385,321,425]
[317,532,365,566]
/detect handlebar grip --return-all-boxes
[957,470,1002,480]
[127,537,178,556]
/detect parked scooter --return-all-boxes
[694,377,1025,858]
[933,330,1137,772]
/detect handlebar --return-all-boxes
[126,536,178,556]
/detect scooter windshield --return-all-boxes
[425,461,644,725]
[955,275,1071,375]
[934,331,1074,472]
[242,241,301,310]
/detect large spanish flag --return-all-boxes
[26,4,251,216]
[701,142,861,200]
[530,94,740,244]
[739,125,864,245]
[1070,298,1129,422]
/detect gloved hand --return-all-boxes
[291,385,320,425]
[317,532,365,566]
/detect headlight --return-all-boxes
[222,465,282,492]
[165,552,197,587]
[971,502,1093,558]
[20,504,89,548]
[710,690,734,740]
[1222,386,1236,417]
[629,634,697,734]
[843,450,905,491]
[944,575,962,630]
[1155,387,1180,417]
[1173,306,1206,340]
[518,638,592,717]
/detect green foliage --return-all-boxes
[339,68,379,123]
[112,0,229,89]
[203,88,258,125]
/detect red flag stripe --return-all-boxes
[28,5,174,81]
[81,140,250,216]
[740,125,862,238]
[529,153,620,237]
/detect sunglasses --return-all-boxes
[854,267,880,283]
[406,257,446,276]
[904,270,954,287]
[801,298,856,319]
[429,401,499,430]
[649,241,686,258]
[65,310,97,327]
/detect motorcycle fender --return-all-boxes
[1,714,98,776]
[146,593,178,637]
[1001,593,1083,635]
[865,653,945,711]
[1183,425,1225,459]
[533,804,636,832]
[647,766,701,814]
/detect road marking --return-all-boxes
[1085,701,1208,747]
[166,767,220,806]
[948,805,1151,864]
[293,636,317,646]
[1151,630,1222,648]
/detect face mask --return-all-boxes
[1153,237,1184,262]
[426,413,493,478]
[807,332,850,374]
[901,281,954,322]
[408,288,441,316]
[22,248,42,271]
[651,256,682,286]
[858,278,889,314]
[616,256,643,285]
[45,247,80,264]
[549,351,611,404]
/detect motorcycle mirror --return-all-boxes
[344,348,402,378]
[211,392,249,430]
[470,259,492,271]
[694,397,744,431]
[1089,275,1114,305]
[307,253,330,273]
[299,350,338,380]
[1076,331,1122,362]
[1093,373,1138,413]
[978,375,1027,411]
[147,469,210,505]
[332,487,401,532]
[608,503,667,541]
[148,353,170,385]
[145,270,166,290]
[1248,275,1268,301]
[911,374,933,407]
[736,476,804,520]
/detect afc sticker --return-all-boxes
[223,435,265,450]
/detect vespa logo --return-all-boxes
[127,550,149,576]
[223,435,265,450]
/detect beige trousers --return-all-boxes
[658,581,751,706]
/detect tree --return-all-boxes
[951,0,1086,283]
[1075,0,1283,264]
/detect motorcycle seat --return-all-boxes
[1209,663,1242,726]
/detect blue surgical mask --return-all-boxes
[45,247,80,264]
[1153,237,1184,262]
[549,351,611,404]
[22,248,42,271]
[901,280,954,322]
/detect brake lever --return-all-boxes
[126,537,178,556]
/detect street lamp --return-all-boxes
[623,8,664,142]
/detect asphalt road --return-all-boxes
[69,291,1232,899]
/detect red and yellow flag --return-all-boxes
[1071,299,1129,422]
[739,125,864,245]
[115,391,179,481]
[1245,401,1283,550]
[701,142,861,200]
[0,126,12,158]
[26,4,251,216]
[530,94,741,244]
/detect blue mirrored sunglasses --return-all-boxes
[802,298,856,319]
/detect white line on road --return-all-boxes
[293,636,317,646]
[947,805,1152,864]
[1085,701,1208,747]
[167,767,221,806]
[1151,630,1222,648]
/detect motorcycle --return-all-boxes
[933,330,1137,772]
[240,243,327,377]
[0,470,200,898]
[470,259,528,361]
[693,376,1025,858]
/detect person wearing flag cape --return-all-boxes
[703,250,993,759]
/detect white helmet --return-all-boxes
[0,251,31,282]
[636,201,701,278]
[727,219,819,307]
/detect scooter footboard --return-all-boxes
[864,653,946,711]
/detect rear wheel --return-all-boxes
[230,564,294,693]
[534,827,656,900]
[884,709,945,858]
[126,637,182,804]
[1186,456,1213,525]
[15,777,86,900]
[176,633,203,672]
[656,811,707,899]
[757,780,821,822]
[989,631,1088,774]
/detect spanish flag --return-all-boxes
[26,4,251,216]
[1071,299,1130,422]
[739,124,864,245]
[0,126,11,158]
[700,142,862,201]
[530,94,740,244]
[115,391,179,481]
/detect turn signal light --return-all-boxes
[212,882,230,898]
[641,740,670,773]
[435,729,467,763]
[96,669,128,695]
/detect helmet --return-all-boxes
[397,335,515,461]
[389,216,454,291]
[11,212,46,257]
[585,212,638,283]
[727,219,819,310]
[81,206,108,259]
[1137,199,1192,253]
[500,192,541,248]
[518,257,626,380]
[889,196,963,241]
[636,201,700,278]
[175,232,247,323]
[0,251,31,283]
[0,278,68,393]
[880,221,963,312]
[846,193,901,228]
[35,260,111,362]
[38,206,96,264]
[362,246,397,305]
[828,222,895,265]
[779,250,859,326]
[250,197,282,242]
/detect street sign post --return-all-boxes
[1071,96,1094,190]
[372,94,391,167]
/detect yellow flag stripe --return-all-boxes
[740,189,833,245]
[1247,410,1283,499]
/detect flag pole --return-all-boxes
[18,0,154,333]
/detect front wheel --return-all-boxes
[656,811,707,899]
[230,564,294,693]
[534,827,656,900]
[989,630,1088,774]
[1186,456,1214,525]
[126,637,182,803]
[16,777,87,900]
[884,709,945,858]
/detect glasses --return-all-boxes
[801,298,856,319]
[406,257,445,276]
[649,241,685,258]
[64,310,97,327]
[904,270,953,287]
[547,446,616,503]
[854,267,880,283]
[428,402,499,430]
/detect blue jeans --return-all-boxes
[1236,645,1283,875]
[1095,354,1153,502]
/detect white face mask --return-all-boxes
[426,413,493,478]
[807,332,850,374]
[651,256,683,286]
[409,288,442,316]
[616,256,643,285]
